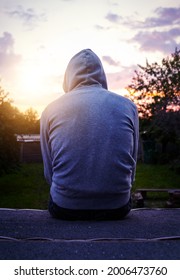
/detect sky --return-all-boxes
[0,0,180,116]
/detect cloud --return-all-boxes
[105,12,122,23]
[169,27,180,37]
[94,24,110,31]
[125,7,180,29]
[0,32,14,53]
[0,32,22,77]
[123,7,180,54]
[131,28,180,54]
[102,55,120,66]
[148,7,180,27]
[95,24,105,30]
[6,5,46,28]
[106,65,137,91]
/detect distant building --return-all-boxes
[16,134,42,163]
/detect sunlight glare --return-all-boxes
[19,63,46,97]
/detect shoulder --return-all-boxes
[107,90,137,109]
[41,94,66,118]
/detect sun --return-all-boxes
[19,62,46,97]
[15,58,62,114]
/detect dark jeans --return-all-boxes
[48,195,131,220]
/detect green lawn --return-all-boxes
[133,163,180,189]
[132,163,180,206]
[0,164,49,209]
[0,163,179,209]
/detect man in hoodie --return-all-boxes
[40,49,139,220]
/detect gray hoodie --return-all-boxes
[40,49,139,209]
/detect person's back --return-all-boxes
[40,49,139,220]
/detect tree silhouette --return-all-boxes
[0,86,19,174]
[127,49,180,163]
[127,48,180,118]
[0,84,40,174]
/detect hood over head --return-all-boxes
[63,49,108,93]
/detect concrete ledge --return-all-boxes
[0,208,180,260]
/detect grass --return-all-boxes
[0,164,49,209]
[133,163,180,189]
[0,163,179,209]
[132,163,180,208]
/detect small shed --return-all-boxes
[16,134,42,163]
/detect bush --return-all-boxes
[0,114,20,175]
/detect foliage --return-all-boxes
[0,87,20,174]
[0,83,40,174]
[15,107,40,134]
[127,49,180,163]
[127,48,180,118]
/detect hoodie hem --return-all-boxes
[50,188,130,210]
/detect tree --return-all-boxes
[127,48,180,163]
[0,86,19,174]
[0,83,40,174]
[23,108,40,134]
[127,48,180,118]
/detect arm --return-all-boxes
[131,106,139,185]
[40,112,53,186]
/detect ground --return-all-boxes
[0,208,180,260]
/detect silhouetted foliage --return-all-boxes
[127,49,180,164]
[128,48,180,117]
[0,84,40,174]
[0,87,19,174]
[14,107,40,134]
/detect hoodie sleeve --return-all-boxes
[40,111,52,186]
[131,105,139,185]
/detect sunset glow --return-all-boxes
[0,0,179,116]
